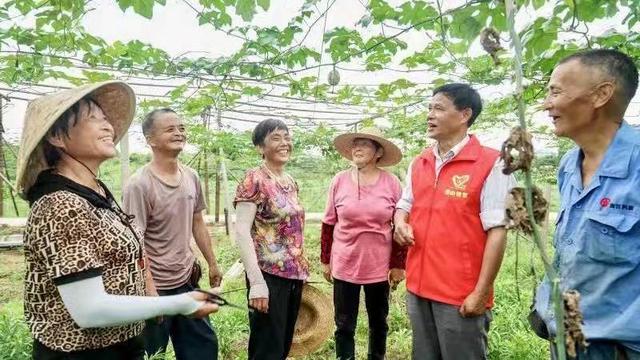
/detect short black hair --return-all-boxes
[559,49,639,106]
[142,108,176,137]
[432,83,483,127]
[43,96,102,167]
[252,119,289,147]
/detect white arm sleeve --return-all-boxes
[234,202,269,300]
[57,276,202,328]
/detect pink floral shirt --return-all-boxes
[234,166,309,280]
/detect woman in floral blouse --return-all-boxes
[234,118,308,360]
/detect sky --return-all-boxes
[2,0,639,153]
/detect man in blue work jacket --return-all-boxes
[534,49,640,359]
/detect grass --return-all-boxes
[0,223,550,359]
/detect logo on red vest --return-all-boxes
[452,175,470,190]
[446,174,471,199]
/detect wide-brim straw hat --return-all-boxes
[289,284,334,357]
[333,127,402,167]
[16,80,135,195]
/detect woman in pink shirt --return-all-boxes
[321,127,407,360]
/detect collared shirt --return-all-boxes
[535,122,640,351]
[396,134,517,230]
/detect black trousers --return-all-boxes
[333,278,390,360]
[144,282,218,360]
[33,335,145,360]
[246,271,304,360]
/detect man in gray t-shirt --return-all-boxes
[123,108,221,360]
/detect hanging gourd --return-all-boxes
[327,65,340,93]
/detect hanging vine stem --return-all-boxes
[503,1,567,359]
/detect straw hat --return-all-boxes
[333,127,402,167]
[16,81,135,195]
[289,284,334,357]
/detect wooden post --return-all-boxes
[119,131,130,192]
[219,148,232,238]
[201,111,211,214]
[203,150,211,214]
[541,184,553,245]
[214,159,220,223]
[214,110,222,223]
[0,95,17,216]
[0,96,4,217]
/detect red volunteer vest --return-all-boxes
[407,135,499,308]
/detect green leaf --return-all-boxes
[532,0,545,9]
[198,12,211,25]
[235,0,256,21]
[117,0,133,12]
[82,70,113,82]
[488,8,507,31]
[132,0,154,19]
[397,1,438,29]
[257,0,269,11]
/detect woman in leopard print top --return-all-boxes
[18,82,218,360]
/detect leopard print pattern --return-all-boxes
[23,191,145,352]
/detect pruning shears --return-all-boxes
[195,288,254,313]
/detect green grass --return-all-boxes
[0,224,550,359]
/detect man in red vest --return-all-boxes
[394,83,516,359]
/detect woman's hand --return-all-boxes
[322,263,333,283]
[247,283,269,313]
[393,222,414,246]
[388,268,406,290]
[249,298,269,313]
[187,291,219,318]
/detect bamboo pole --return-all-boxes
[504,1,567,358]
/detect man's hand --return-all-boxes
[388,268,406,290]
[322,263,333,283]
[459,289,489,318]
[208,264,223,288]
[249,298,269,313]
[394,221,415,246]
